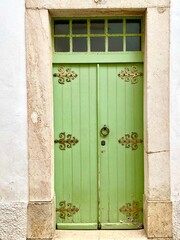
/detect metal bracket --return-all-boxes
[56,201,79,219]
[53,66,78,84]
[54,132,79,150]
[119,200,142,222]
[118,66,143,84]
[118,132,143,150]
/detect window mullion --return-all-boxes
[105,19,108,52]
[87,20,90,52]
[123,18,126,52]
[70,20,72,52]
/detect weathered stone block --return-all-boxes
[147,152,170,200]
[144,200,172,238]
[26,0,170,10]
[27,198,55,239]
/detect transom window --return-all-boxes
[53,18,143,53]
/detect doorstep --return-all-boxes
[53,229,148,240]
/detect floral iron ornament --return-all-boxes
[119,201,143,222]
[53,66,78,84]
[56,201,79,219]
[54,132,79,150]
[118,132,143,150]
[118,66,143,84]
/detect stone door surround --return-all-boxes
[26,0,172,239]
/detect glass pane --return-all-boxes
[54,37,70,52]
[108,37,123,51]
[54,20,69,35]
[126,19,141,34]
[90,20,105,34]
[126,36,141,51]
[73,37,87,52]
[108,20,123,34]
[91,37,105,52]
[72,20,87,34]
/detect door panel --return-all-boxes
[54,63,143,230]
[54,64,98,229]
[99,64,143,229]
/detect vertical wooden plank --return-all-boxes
[71,64,81,223]
[116,64,126,224]
[99,64,109,224]
[107,64,118,223]
[89,65,98,223]
[62,64,73,224]
[80,64,91,222]
[133,63,144,223]
[96,63,100,227]
[125,63,135,206]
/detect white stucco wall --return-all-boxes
[170,0,180,239]
[0,0,28,239]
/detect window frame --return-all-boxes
[52,16,144,64]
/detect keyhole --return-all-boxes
[101,140,106,146]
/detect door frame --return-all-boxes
[26,2,172,239]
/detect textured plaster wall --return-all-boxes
[170,0,180,239]
[0,0,28,240]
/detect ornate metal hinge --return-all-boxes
[119,201,143,222]
[118,66,143,84]
[118,132,143,150]
[54,132,79,150]
[53,66,78,84]
[56,201,79,219]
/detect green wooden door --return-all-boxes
[54,63,143,230]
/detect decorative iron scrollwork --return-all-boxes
[118,132,143,150]
[53,66,78,84]
[118,66,143,84]
[54,132,79,150]
[56,201,79,219]
[119,201,143,222]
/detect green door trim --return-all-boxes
[53,52,143,64]
[57,223,98,230]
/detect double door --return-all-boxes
[53,63,143,229]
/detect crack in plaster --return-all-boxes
[147,150,169,154]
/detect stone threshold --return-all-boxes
[53,229,148,240]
